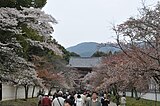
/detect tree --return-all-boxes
[113,2,160,88]
[0,0,47,9]
[70,52,80,57]
[0,39,39,100]
[84,52,150,95]
[0,6,64,100]
[92,51,106,57]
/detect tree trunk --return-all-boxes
[24,85,29,100]
[32,86,36,98]
[155,84,157,106]
[131,88,134,98]
[48,88,52,95]
[134,87,138,99]
[112,87,116,96]
[15,86,18,101]
[159,84,160,93]
[112,84,118,96]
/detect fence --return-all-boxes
[2,84,40,101]
[126,92,160,101]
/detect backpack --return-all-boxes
[41,97,51,106]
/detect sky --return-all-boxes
[43,0,159,48]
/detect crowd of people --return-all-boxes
[37,90,126,106]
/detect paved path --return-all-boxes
[109,102,117,106]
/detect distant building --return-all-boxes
[68,57,102,76]
[67,57,102,90]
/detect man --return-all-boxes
[52,91,65,106]
[86,92,101,106]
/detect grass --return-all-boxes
[0,98,38,106]
[111,95,160,106]
[126,97,160,106]
[1,96,160,106]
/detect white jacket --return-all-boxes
[75,98,84,106]
[121,97,126,104]
[52,97,65,106]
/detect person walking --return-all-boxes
[86,93,91,102]
[75,94,84,106]
[38,94,43,106]
[86,92,101,106]
[64,99,73,106]
[68,93,76,106]
[81,92,87,106]
[101,94,110,106]
[52,91,65,106]
[120,94,126,106]
[41,93,52,106]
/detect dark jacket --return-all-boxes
[101,98,110,106]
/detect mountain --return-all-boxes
[67,42,120,57]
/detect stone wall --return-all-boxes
[2,84,40,101]
[125,92,160,101]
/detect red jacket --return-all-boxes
[41,96,52,106]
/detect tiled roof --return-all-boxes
[68,57,102,68]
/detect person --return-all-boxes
[81,92,87,106]
[38,93,43,106]
[86,92,101,106]
[75,94,84,106]
[41,93,52,106]
[64,99,73,106]
[52,91,65,106]
[68,93,76,106]
[107,93,111,102]
[101,94,110,106]
[86,93,91,102]
[121,94,126,106]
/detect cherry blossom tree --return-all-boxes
[84,52,151,99]
[0,39,40,100]
[113,2,160,90]
[0,2,64,100]
[84,2,160,99]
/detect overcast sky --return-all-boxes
[43,0,159,48]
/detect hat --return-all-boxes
[44,92,48,96]
[58,91,63,95]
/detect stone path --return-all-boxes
[109,102,117,106]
